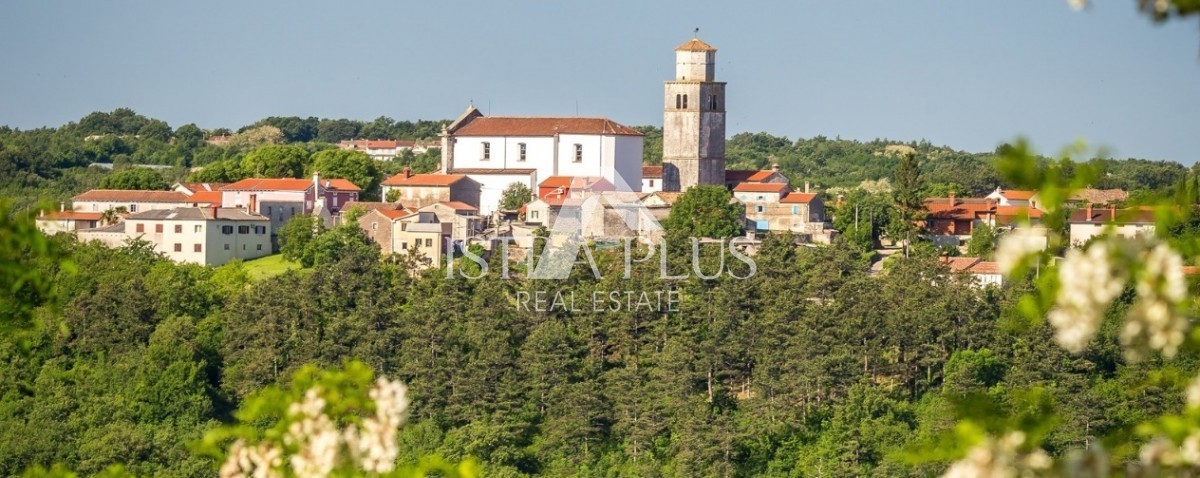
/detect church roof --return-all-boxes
[676,38,716,52]
[451,117,643,137]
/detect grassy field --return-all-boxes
[242,254,304,280]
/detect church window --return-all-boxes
[675,94,681,109]
[682,94,688,109]
[574,144,583,162]
[518,143,527,161]
[709,94,718,110]
[481,142,491,160]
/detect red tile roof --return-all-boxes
[1070,188,1129,204]
[344,201,405,213]
[438,201,478,212]
[221,178,361,192]
[377,209,411,220]
[999,189,1035,200]
[175,182,229,193]
[940,256,1000,275]
[187,191,223,205]
[924,198,996,220]
[995,206,1043,225]
[780,192,818,204]
[676,38,716,52]
[452,117,642,137]
[642,166,663,178]
[72,189,190,203]
[733,182,790,194]
[382,173,468,187]
[539,176,614,190]
[1068,206,1156,224]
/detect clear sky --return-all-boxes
[1,0,1197,163]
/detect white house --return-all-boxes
[439,106,644,216]
[76,207,272,266]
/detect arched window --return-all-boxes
[682,94,688,109]
[709,94,718,110]
[675,94,681,109]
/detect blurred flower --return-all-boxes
[220,440,283,478]
[1063,445,1109,478]
[1122,243,1188,359]
[996,227,1045,276]
[345,378,409,473]
[1049,241,1126,353]
[943,431,1050,478]
[285,387,339,478]
[1068,0,1089,11]
[1186,373,1200,408]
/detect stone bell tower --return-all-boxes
[662,36,726,192]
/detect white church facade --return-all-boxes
[439,107,644,216]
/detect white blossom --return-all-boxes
[1067,0,1088,11]
[1186,374,1200,408]
[345,378,410,473]
[1049,241,1126,353]
[996,227,1046,276]
[1063,445,1109,478]
[284,387,340,478]
[942,432,1050,478]
[220,440,283,478]
[1123,243,1188,359]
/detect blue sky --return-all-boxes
[1,0,1197,163]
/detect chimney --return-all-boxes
[313,171,321,196]
[325,180,331,188]
[403,167,412,179]
[804,181,810,194]
[771,163,781,173]
[948,192,955,207]
[210,205,218,219]
[60,202,65,212]
[1086,203,1093,221]
[1110,204,1116,221]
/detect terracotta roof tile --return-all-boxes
[438,201,478,212]
[780,192,818,204]
[221,178,361,192]
[72,189,190,203]
[999,189,1035,200]
[733,182,790,194]
[452,117,642,137]
[676,38,716,52]
[187,191,223,205]
[382,173,468,187]
[642,166,663,178]
[539,176,614,190]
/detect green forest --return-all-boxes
[1,207,1197,476]
[2,109,1192,214]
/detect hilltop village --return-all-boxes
[35,38,1146,284]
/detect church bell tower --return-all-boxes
[662,36,726,192]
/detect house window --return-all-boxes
[291,207,297,215]
[649,179,655,187]
[256,226,266,234]
[224,244,231,250]
[425,238,432,247]
[155,224,163,233]
[792,205,799,215]
[222,225,233,235]
[257,244,263,251]
[401,242,407,250]
[173,243,182,252]
[194,244,202,252]
[130,204,138,212]
[482,142,491,160]
[266,206,272,215]
[755,205,765,213]
[675,94,682,109]
[682,94,688,109]
[174,224,182,233]
[531,211,539,219]
[574,144,583,162]
[194,225,202,233]
[756,195,765,202]
[371,222,378,230]
[238,225,250,234]
[518,143,527,161]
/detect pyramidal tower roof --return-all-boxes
[675,38,716,52]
